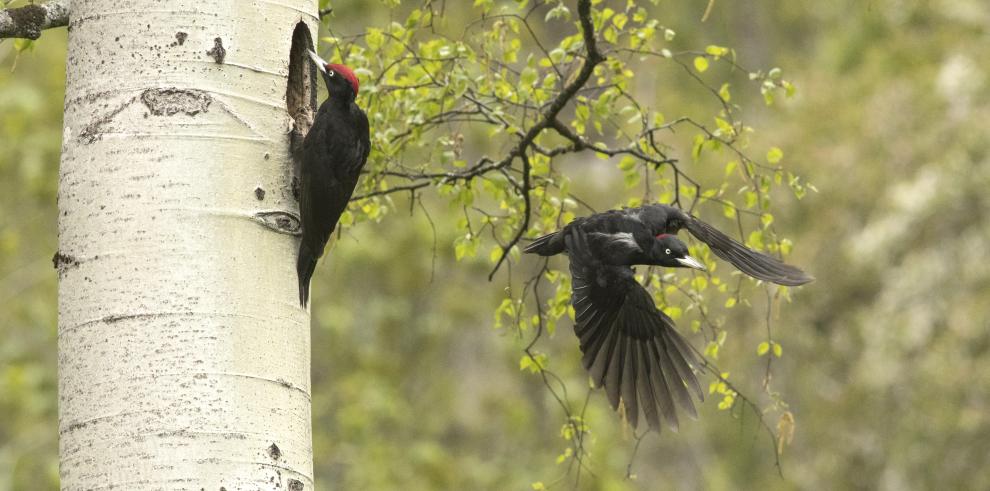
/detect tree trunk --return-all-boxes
[55,1,319,489]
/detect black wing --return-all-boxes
[296,104,371,307]
[565,229,704,432]
[681,214,813,286]
[302,105,370,244]
[351,104,372,175]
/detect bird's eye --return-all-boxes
[327,69,336,77]
[665,248,672,255]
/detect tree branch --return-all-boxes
[0,0,70,40]
[488,151,531,280]
[508,0,604,160]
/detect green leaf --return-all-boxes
[575,104,590,122]
[780,238,793,256]
[763,89,775,106]
[783,80,797,97]
[489,245,503,264]
[693,56,709,73]
[613,13,628,29]
[555,447,573,464]
[705,341,720,359]
[405,9,422,28]
[14,39,35,53]
[474,0,493,12]
[545,3,570,21]
[715,117,734,136]
[691,134,706,160]
[773,342,783,357]
[724,160,737,177]
[747,230,764,251]
[757,341,770,356]
[603,26,618,44]
[761,213,774,228]
[519,352,548,373]
[705,45,729,58]
[623,170,641,189]
[365,28,384,50]
[520,67,538,87]
[663,306,682,320]
[719,83,731,102]
[692,276,708,291]
[718,393,735,410]
[617,155,637,171]
[454,235,478,260]
[767,147,784,164]
[744,190,758,209]
[653,112,666,126]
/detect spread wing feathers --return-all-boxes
[684,216,813,286]
[565,229,704,432]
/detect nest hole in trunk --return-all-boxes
[287,22,318,158]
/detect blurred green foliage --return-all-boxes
[0,26,64,489]
[3,0,990,489]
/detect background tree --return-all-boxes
[4,0,990,490]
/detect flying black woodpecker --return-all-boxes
[297,51,370,307]
[524,203,813,286]
[563,227,707,431]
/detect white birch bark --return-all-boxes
[56,1,319,489]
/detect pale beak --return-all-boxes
[308,50,327,73]
[676,256,706,271]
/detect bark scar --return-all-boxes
[141,88,212,116]
[52,251,80,276]
[79,96,138,144]
[253,211,301,236]
[267,443,282,461]
[207,37,226,63]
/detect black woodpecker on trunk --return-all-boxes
[297,51,371,307]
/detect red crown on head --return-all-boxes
[327,63,359,96]
[655,233,672,239]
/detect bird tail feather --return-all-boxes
[523,231,564,255]
[297,243,318,308]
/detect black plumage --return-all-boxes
[297,52,371,307]
[565,228,705,432]
[525,203,813,286]
[525,203,812,430]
